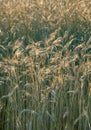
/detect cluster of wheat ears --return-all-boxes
[0,0,91,130]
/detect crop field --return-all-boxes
[0,0,91,130]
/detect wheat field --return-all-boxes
[0,0,91,130]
